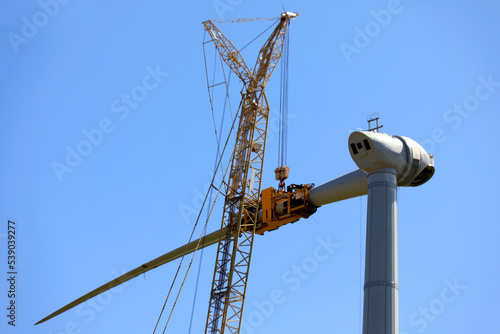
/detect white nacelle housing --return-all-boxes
[348,131,434,187]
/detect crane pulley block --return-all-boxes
[254,183,317,235]
[275,165,290,191]
[274,165,290,181]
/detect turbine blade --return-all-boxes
[35,228,228,325]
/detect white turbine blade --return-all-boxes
[308,169,368,207]
[35,228,228,325]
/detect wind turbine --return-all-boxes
[36,128,434,334]
[324,130,435,333]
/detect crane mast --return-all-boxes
[203,12,297,334]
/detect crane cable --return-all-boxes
[277,20,290,190]
[188,35,238,333]
[153,127,236,334]
[240,19,280,52]
[211,16,279,24]
[151,97,241,334]
[278,21,290,168]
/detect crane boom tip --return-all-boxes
[282,11,299,18]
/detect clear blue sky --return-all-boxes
[1,1,499,333]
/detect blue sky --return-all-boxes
[1,1,499,333]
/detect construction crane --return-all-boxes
[36,12,436,334]
[202,12,301,334]
[35,10,312,331]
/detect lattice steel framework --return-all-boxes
[202,13,294,334]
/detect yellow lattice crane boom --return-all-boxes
[202,12,297,334]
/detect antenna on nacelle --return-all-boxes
[367,113,383,132]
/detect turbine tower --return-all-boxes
[309,131,434,333]
[349,131,434,333]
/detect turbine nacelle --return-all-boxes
[308,131,435,207]
[348,131,435,187]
